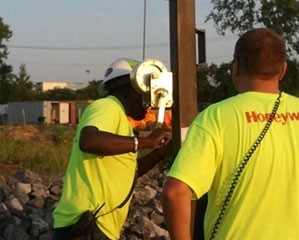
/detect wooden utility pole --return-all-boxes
[169,0,197,148]
[169,1,201,239]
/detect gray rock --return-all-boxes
[0,188,6,202]
[15,182,32,194]
[14,170,42,184]
[0,202,9,214]
[29,215,50,237]
[6,197,23,212]
[31,183,49,198]
[49,185,61,196]
[0,175,8,189]
[0,165,170,240]
[3,221,30,240]
[14,182,31,205]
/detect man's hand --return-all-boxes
[146,127,171,149]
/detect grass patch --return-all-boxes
[0,124,75,177]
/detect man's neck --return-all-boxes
[237,77,280,94]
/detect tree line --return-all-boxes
[1,0,299,107]
[197,59,299,105]
[197,0,299,104]
[0,62,101,103]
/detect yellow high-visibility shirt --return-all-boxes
[53,96,136,240]
[168,92,299,239]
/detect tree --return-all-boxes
[0,18,13,103]
[0,17,13,63]
[12,63,36,101]
[199,1,299,101]
[207,0,299,55]
[42,88,76,101]
[211,62,237,101]
[38,80,101,101]
[75,80,101,100]
[0,63,13,103]
[197,60,299,105]
[280,59,299,96]
[197,64,218,104]
[197,63,237,105]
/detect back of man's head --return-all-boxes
[234,28,286,79]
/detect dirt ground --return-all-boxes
[0,125,54,142]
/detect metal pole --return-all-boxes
[142,0,147,60]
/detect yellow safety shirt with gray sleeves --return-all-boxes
[53,95,137,240]
[167,91,299,240]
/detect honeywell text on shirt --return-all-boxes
[245,111,299,124]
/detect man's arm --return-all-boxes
[137,141,172,176]
[162,177,193,240]
[79,126,169,156]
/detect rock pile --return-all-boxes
[0,167,170,240]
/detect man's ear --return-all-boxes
[279,62,287,81]
[233,58,240,76]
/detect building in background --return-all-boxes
[7,100,91,125]
[35,82,88,93]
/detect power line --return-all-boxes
[6,35,237,51]
[7,42,168,51]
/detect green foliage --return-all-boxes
[197,64,218,103]
[12,64,36,101]
[211,62,238,101]
[84,80,101,99]
[49,124,75,144]
[260,0,299,53]
[0,76,101,103]
[207,0,299,55]
[202,0,299,103]
[0,18,14,104]
[0,125,75,176]
[0,63,14,104]
[37,80,101,101]
[197,62,237,105]
[0,63,39,103]
[280,59,299,96]
[0,18,37,103]
[197,59,299,104]
[75,80,101,100]
[0,17,12,63]
[41,88,77,101]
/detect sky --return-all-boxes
[0,0,239,84]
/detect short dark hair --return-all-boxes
[234,28,286,79]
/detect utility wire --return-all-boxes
[7,42,168,51]
[6,35,237,51]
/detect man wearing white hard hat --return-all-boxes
[53,58,171,240]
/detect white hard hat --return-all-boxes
[103,58,139,83]
[98,58,139,97]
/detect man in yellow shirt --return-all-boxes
[53,58,171,240]
[162,28,299,239]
